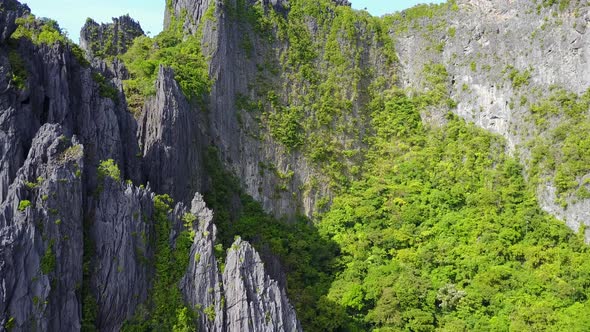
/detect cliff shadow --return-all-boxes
[202,147,355,331]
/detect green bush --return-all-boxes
[267,106,304,150]
[12,15,67,45]
[40,241,56,274]
[507,66,532,88]
[98,159,121,182]
[92,72,119,101]
[121,16,211,113]
[10,14,89,67]
[8,49,27,90]
[122,195,196,330]
[18,200,32,211]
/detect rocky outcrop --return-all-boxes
[90,180,156,331]
[180,194,302,332]
[0,33,141,203]
[80,15,144,59]
[164,0,215,34]
[138,65,207,203]
[0,4,145,329]
[180,193,224,331]
[223,238,302,332]
[0,124,84,331]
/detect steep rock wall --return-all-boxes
[164,0,394,218]
[394,0,590,240]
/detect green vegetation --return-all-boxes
[25,176,44,189]
[203,305,215,321]
[40,241,56,275]
[18,200,31,211]
[92,72,119,101]
[121,14,211,114]
[11,15,65,45]
[4,317,15,330]
[122,195,197,330]
[10,14,89,67]
[448,26,456,38]
[538,0,571,12]
[226,0,398,188]
[97,159,121,182]
[385,0,458,34]
[316,93,590,329]
[81,216,98,331]
[8,49,27,90]
[506,66,532,89]
[526,87,590,199]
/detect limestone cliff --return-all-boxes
[393,0,590,240]
[165,0,395,218]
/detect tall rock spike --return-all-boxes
[223,237,302,332]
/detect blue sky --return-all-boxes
[21,0,444,42]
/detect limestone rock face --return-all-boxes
[0,36,141,206]
[0,4,145,329]
[222,238,302,332]
[180,193,224,331]
[90,181,156,331]
[394,0,590,240]
[138,66,207,203]
[1,2,305,329]
[180,193,302,332]
[163,0,392,220]
[0,124,84,331]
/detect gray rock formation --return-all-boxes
[0,124,84,331]
[165,0,393,219]
[138,66,206,203]
[90,180,156,331]
[180,193,302,332]
[180,193,224,331]
[165,0,351,32]
[0,5,146,330]
[223,238,302,332]
[1,1,305,330]
[80,15,144,59]
[0,29,141,203]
